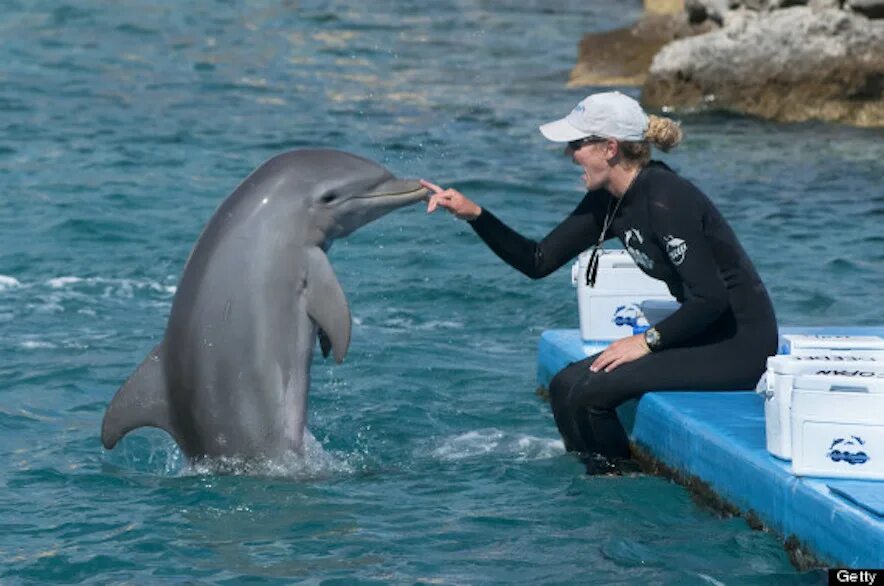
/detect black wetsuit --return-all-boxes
[468,161,777,464]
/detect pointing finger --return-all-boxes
[420,179,445,194]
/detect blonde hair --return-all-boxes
[618,114,684,167]
[645,115,683,151]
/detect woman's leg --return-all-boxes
[549,322,776,463]
[549,356,630,460]
[548,358,599,453]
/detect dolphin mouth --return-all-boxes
[358,178,430,200]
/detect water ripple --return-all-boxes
[0,0,879,583]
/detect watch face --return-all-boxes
[645,328,661,349]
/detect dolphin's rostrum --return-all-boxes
[101,149,429,460]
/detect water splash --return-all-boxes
[0,275,22,290]
[431,428,565,462]
[107,429,356,480]
[182,433,356,480]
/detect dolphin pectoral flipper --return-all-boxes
[101,342,176,449]
[317,328,332,359]
[305,247,351,364]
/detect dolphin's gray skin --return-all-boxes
[101,149,429,460]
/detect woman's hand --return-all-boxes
[420,179,482,221]
[590,334,651,373]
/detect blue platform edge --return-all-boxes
[536,326,884,568]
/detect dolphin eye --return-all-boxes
[320,192,338,204]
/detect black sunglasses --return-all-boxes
[567,136,607,151]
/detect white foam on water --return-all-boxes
[416,319,465,331]
[696,573,727,586]
[107,432,185,475]
[432,429,505,460]
[180,431,355,479]
[20,340,56,349]
[46,276,82,288]
[41,275,178,303]
[371,316,465,332]
[513,435,567,461]
[0,275,22,290]
[432,428,565,462]
[13,273,174,327]
[109,429,356,479]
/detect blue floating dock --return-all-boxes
[536,326,884,568]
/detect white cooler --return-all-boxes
[779,334,884,356]
[759,355,884,460]
[791,371,884,479]
[570,249,675,342]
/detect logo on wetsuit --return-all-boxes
[624,228,654,270]
[664,235,688,266]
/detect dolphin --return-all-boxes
[101,149,429,460]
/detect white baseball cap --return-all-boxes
[539,91,649,143]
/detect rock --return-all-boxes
[643,7,884,126]
[568,13,717,87]
[846,0,884,18]
[645,0,686,14]
[730,0,808,9]
[686,0,729,24]
[808,0,841,9]
[729,0,884,12]
[765,0,810,8]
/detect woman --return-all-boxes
[421,91,777,474]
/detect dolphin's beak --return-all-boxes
[329,177,431,241]
[360,178,430,201]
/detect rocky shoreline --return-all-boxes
[569,0,884,127]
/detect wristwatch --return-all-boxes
[644,327,662,352]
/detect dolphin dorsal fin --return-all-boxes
[305,247,351,363]
[101,342,176,449]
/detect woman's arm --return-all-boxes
[421,179,608,279]
[468,198,605,279]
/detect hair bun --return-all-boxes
[644,115,684,152]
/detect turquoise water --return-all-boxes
[1,1,882,583]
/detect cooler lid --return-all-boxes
[767,356,884,375]
[781,334,884,351]
[792,372,884,393]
